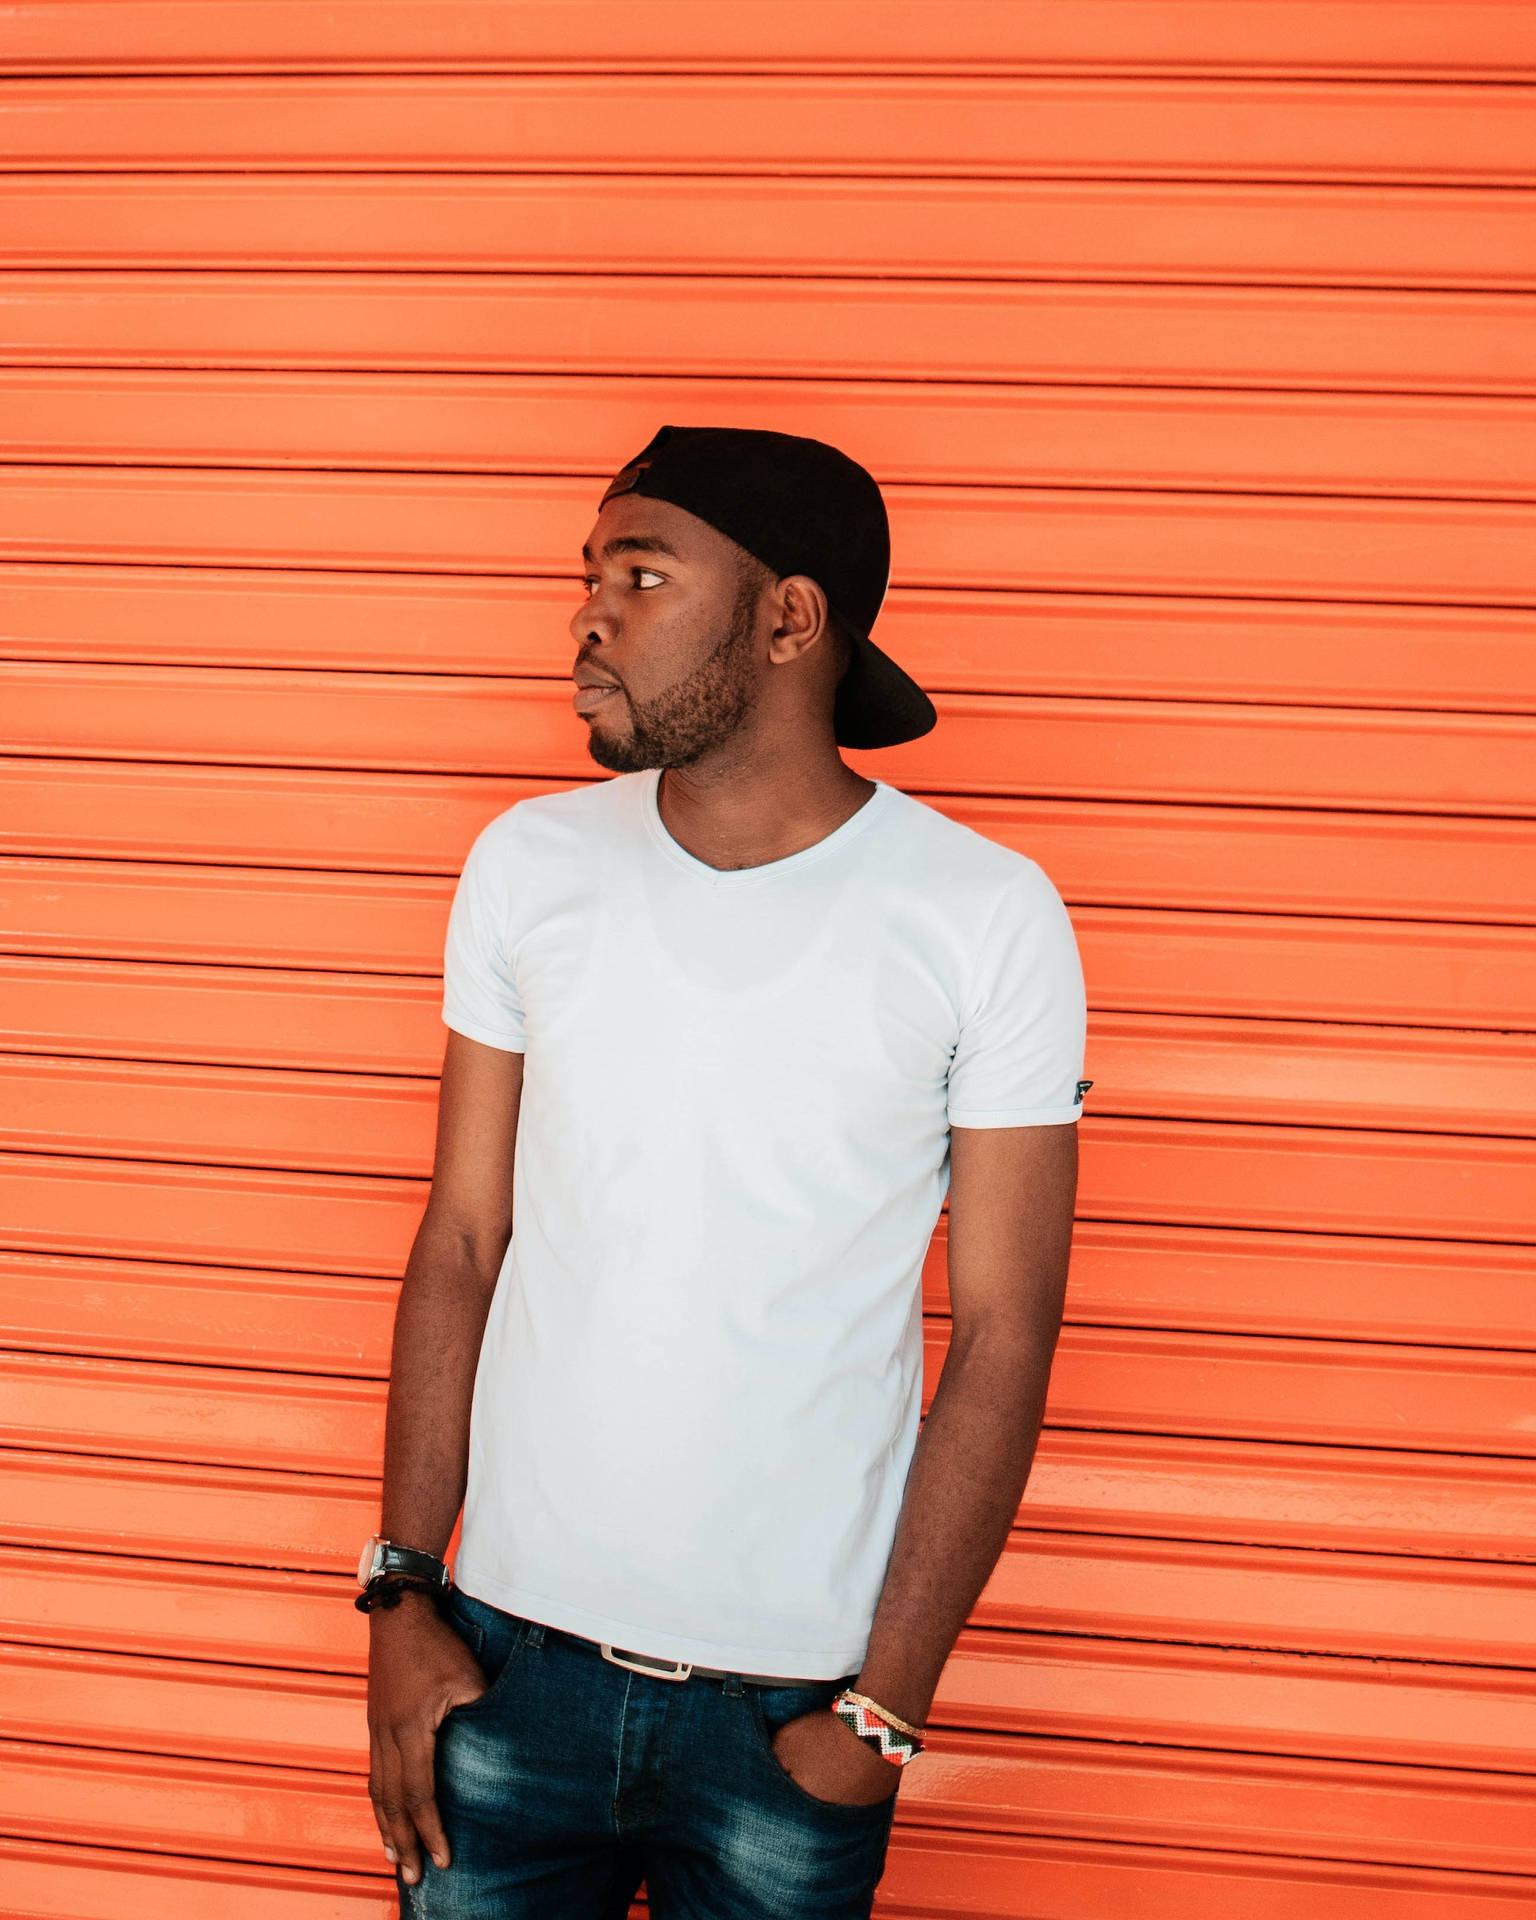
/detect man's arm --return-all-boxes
[366,1029,524,1886]
[853,1120,1077,1726]
[772,1120,1077,1803]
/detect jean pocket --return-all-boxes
[746,1684,899,1820]
[442,1588,487,1661]
[442,1591,529,1716]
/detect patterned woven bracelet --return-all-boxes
[831,1688,926,1766]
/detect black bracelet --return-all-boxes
[355,1574,441,1615]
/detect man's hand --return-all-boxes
[366,1591,489,1884]
[771,1707,904,1807]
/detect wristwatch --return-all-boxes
[355,1535,451,1612]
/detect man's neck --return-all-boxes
[655,757,878,873]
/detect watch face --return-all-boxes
[357,1537,383,1587]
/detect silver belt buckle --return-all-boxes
[601,1643,693,1681]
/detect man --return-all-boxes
[363,426,1087,1919]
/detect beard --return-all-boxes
[582,573,761,775]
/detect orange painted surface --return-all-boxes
[4,2,1535,81]
[9,774,1536,925]
[10,74,1536,186]
[5,273,1533,392]
[8,910,1536,1042]
[7,565,1536,709]
[11,666,1536,809]
[7,1733,1536,1880]
[6,175,1535,288]
[6,468,1534,601]
[8,1324,1536,1482]
[2,8,1532,1916]
[12,370,1536,499]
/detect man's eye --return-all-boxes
[580,568,664,594]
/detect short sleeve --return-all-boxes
[441,815,527,1053]
[946,863,1088,1128]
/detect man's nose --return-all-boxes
[569,597,613,646]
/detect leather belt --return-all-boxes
[541,1622,825,1687]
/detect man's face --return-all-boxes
[569,494,766,774]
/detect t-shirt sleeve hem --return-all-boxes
[443,1010,527,1054]
[947,1101,1082,1129]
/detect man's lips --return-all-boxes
[573,677,620,716]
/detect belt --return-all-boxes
[541,1621,826,1687]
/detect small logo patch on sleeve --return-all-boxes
[1075,1080,1093,1102]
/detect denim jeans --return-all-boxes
[397,1585,899,1919]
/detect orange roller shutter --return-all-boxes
[2,6,1532,1917]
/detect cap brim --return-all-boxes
[833,629,938,750]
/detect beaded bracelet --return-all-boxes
[831,1687,926,1767]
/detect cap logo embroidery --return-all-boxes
[599,458,652,507]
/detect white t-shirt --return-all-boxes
[443,768,1086,1677]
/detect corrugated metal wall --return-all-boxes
[2,5,1533,1914]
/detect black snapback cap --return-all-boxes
[598,425,937,750]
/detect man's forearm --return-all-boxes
[377,1209,505,1557]
[851,1322,1059,1729]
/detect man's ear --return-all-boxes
[768,573,832,664]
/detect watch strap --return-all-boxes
[354,1575,442,1615]
[372,1542,449,1586]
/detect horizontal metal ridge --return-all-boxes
[0,1739,378,1876]
[0,1639,362,1771]
[4,1118,1531,1253]
[910,1729,1536,1876]
[2,1,1532,81]
[4,1501,1534,1669]
[1076,914,1536,1030]
[4,74,1535,185]
[7,785,1535,926]
[5,470,1532,605]
[8,371,1536,500]
[976,1530,1536,1668]
[8,910,1536,1050]
[8,667,1536,812]
[0,1445,378,1566]
[1044,1325,1536,1460]
[1077,1116,1536,1240]
[884,1824,1536,1917]
[0,1349,386,1475]
[6,273,1532,394]
[6,1423,1533,1566]
[3,176,1533,289]
[1089,1013,1536,1133]
[5,1012,1535,1142]
[1048,1222,1536,1349]
[1020,1430,1536,1563]
[5,1323,1533,1471]
[0,1148,429,1277]
[4,1612,1534,1777]
[7,1217,1533,1357]
[0,854,455,969]
[939,1630,1536,1776]
[3,1826,1533,1920]
[6,566,1536,711]
[4,1730,1534,1879]
[0,1836,390,1920]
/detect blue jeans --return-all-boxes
[397,1586,898,1918]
